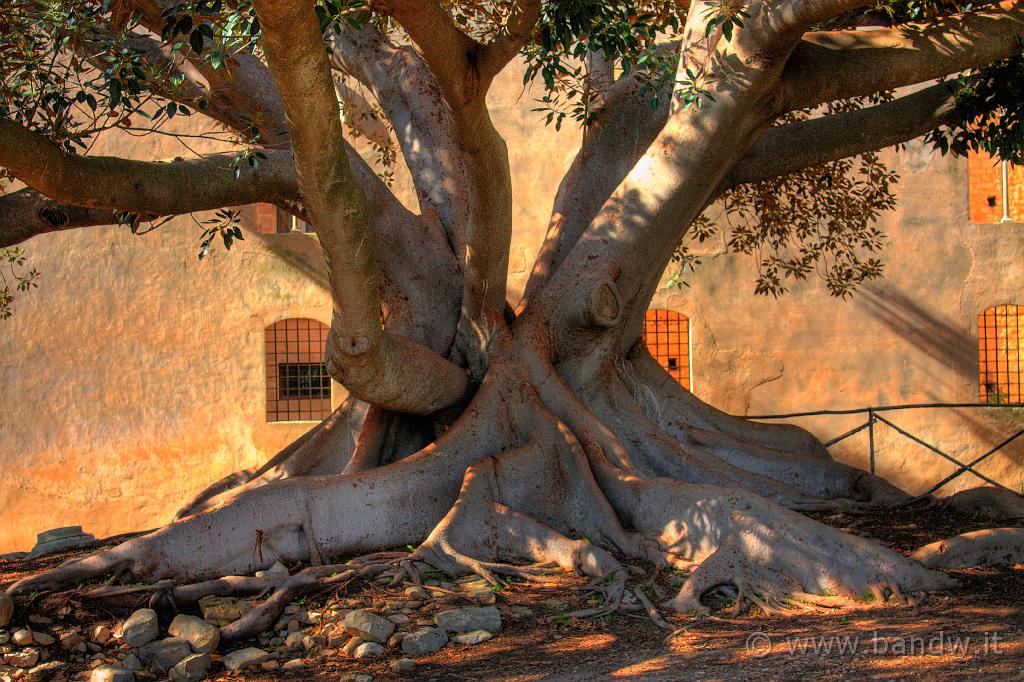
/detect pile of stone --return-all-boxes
[0,565,521,682]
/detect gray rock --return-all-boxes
[122,653,141,671]
[341,637,363,658]
[90,665,135,682]
[169,653,211,681]
[222,647,271,671]
[168,615,220,654]
[401,628,448,656]
[451,630,492,645]
[197,596,254,627]
[343,611,394,644]
[121,609,159,648]
[13,628,54,646]
[281,658,304,671]
[27,526,97,558]
[391,657,416,671]
[3,648,39,668]
[135,637,192,673]
[387,614,410,624]
[352,641,385,659]
[433,607,501,634]
[284,631,305,649]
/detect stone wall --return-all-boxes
[2,64,1022,553]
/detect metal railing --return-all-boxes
[747,402,1024,497]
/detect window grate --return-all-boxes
[979,304,1023,404]
[265,318,332,421]
[643,309,691,390]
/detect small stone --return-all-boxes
[197,597,254,627]
[284,632,304,650]
[468,589,497,605]
[400,628,448,656]
[281,659,303,671]
[3,649,38,668]
[169,653,211,681]
[89,665,135,682]
[11,630,51,647]
[27,660,64,680]
[386,614,410,625]
[451,630,492,645]
[168,615,220,654]
[59,630,84,650]
[387,633,405,649]
[261,660,280,671]
[352,642,384,659]
[88,626,111,645]
[222,647,271,671]
[286,620,301,634]
[433,607,501,634]
[390,657,416,671]
[0,594,12,628]
[254,561,289,579]
[342,611,394,644]
[135,638,193,673]
[301,635,318,651]
[121,653,141,671]
[341,638,363,658]
[120,610,159,648]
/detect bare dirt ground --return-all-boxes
[2,503,1023,682]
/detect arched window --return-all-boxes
[265,318,332,422]
[979,304,1023,404]
[643,309,691,390]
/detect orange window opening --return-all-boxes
[643,309,691,390]
[265,318,332,422]
[979,304,1023,404]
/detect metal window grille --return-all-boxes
[979,304,1023,404]
[643,309,691,390]
[265,318,332,421]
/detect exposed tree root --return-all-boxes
[176,397,368,518]
[6,350,961,636]
[943,486,1024,522]
[911,528,1024,569]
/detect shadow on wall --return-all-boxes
[857,282,975,383]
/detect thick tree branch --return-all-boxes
[252,0,468,414]
[477,0,542,84]
[781,1,1024,113]
[0,189,124,248]
[330,23,472,256]
[727,83,958,188]
[376,0,480,108]
[0,118,296,216]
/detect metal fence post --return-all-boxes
[867,410,876,475]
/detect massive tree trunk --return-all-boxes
[5,0,1024,638]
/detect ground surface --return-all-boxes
[2,504,1023,682]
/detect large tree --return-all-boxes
[3,0,1023,638]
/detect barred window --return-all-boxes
[643,309,691,390]
[265,318,332,421]
[979,304,1023,404]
